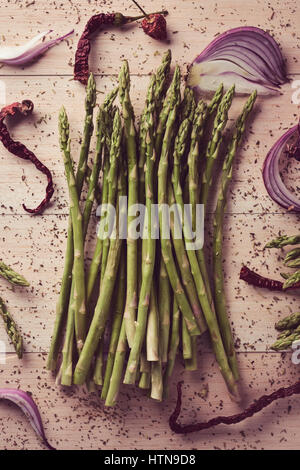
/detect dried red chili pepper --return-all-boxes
[240,265,300,291]
[0,100,54,215]
[169,380,300,434]
[240,265,284,291]
[142,14,167,40]
[74,8,168,85]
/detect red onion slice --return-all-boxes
[263,125,300,211]
[188,26,288,94]
[0,388,55,450]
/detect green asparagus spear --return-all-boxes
[153,49,171,117]
[207,83,223,115]
[47,74,96,371]
[0,297,23,359]
[147,285,160,362]
[0,262,30,287]
[119,60,139,348]
[285,258,300,268]
[85,91,118,303]
[105,320,127,406]
[157,66,201,337]
[163,297,180,399]
[284,247,300,264]
[283,270,300,289]
[124,76,157,384]
[59,107,87,354]
[73,111,124,385]
[213,91,257,381]
[275,312,300,331]
[201,85,235,207]
[100,248,126,399]
[171,118,239,400]
[158,258,171,363]
[271,325,300,350]
[265,234,300,249]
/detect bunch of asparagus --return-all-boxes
[47,51,256,404]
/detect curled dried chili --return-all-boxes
[0,100,54,214]
[240,265,284,291]
[240,265,300,291]
[74,8,168,85]
[169,381,300,434]
[142,14,167,40]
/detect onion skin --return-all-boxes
[0,30,73,66]
[263,125,300,212]
[188,26,288,95]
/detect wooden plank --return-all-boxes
[0,212,299,353]
[0,352,299,450]
[0,76,298,215]
[0,0,298,77]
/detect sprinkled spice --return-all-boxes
[240,265,300,291]
[169,381,300,434]
[74,8,168,85]
[0,101,54,215]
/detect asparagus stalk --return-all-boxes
[196,86,235,307]
[213,91,257,381]
[271,325,300,351]
[163,297,180,399]
[124,76,157,384]
[119,60,139,348]
[284,247,300,264]
[146,285,159,361]
[59,107,87,354]
[283,270,300,289]
[105,320,127,406]
[0,297,23,359]
[100,248,126,399]
[275,312,300,331]
[158,258,171,363]
[182,315,193,360]
[73,110,123,385]
[168,181,206,333]
[47,74,96,370]
[85,91,118,303]
[265,234,300,249]
[157,66,201,337]
[207,83,223,115]
[171,118,239,400]
[0,262,30,287]
[154,49,172,117]
[286,258,300,268]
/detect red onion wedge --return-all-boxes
[0,388,55,450]
[263,122,300,212]
[0,30,73,66]
[187,26,288,95]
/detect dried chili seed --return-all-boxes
[169,381,300,434]
[141,14,167,40]
[0,100,54,215]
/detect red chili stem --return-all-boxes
[169,381,300,434]
[0,101,54,215]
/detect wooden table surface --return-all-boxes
[0,0,299,451]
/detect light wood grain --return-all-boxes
[0,0,299,451]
